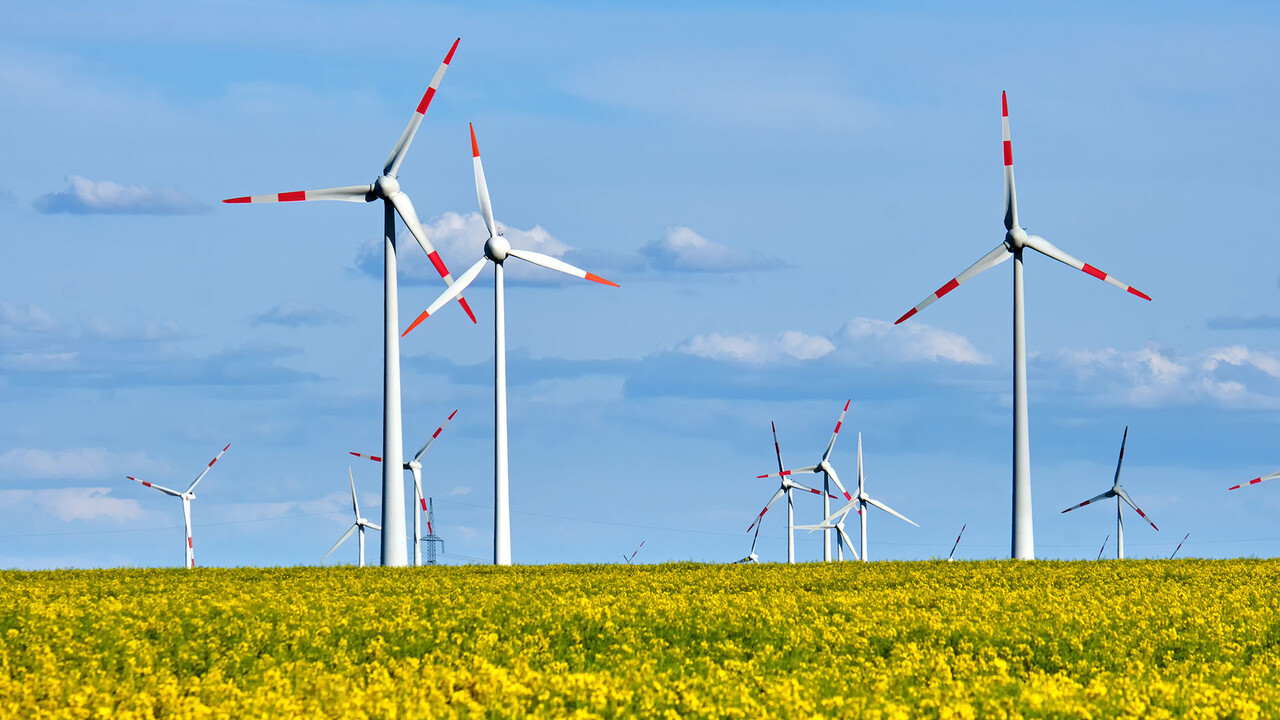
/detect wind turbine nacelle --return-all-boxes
[373,175,400,198]
[1006,226,1029,250]
[485,235,511,262]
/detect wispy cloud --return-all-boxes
[0,488,144,523]
[639,227,779,273]
[1206,315,1280,330]
[33,175,206,215]
[0,447,164,481]
[249,302,347,328]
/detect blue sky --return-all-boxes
[3,1,1279,568]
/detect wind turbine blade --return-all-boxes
[348,451,383,462]
[1113,426,1128,486]
[412,467,426,513]
[413,409,459,462]
[1170,532,1189,559]
[388,191,477,324]
[821,400,851,463]
[747,487,787,532]
[187,443,230,493]
[771,421,786,474]
[1002,91,1019,231]
[748,523,761,555]
[126,476,182,497]
[365,523,382,532]
[384,38,460,177]
[470,123,498,238]
[894,242,1013,324]
[786,479,835,498]
[818,498,860,527]
[222,185,373,204]
[507,248,620,287]
[1022,235,1151,301]
[629,540,645,563]
[823,464,853,502]
[948,523,966,560]
[402,256,488,336]
[348,467,360,518]
[793,522,832,531]
[1097,534,1109,561]
[864,496,919,527]
[837,525,860,560]
[1115,487,1158,530]
[1061,489,1115,513]
[182,497,194,569]
[1228,469,1280,490]
[322,524,358,562]
[856,432,865,497]
[756,465,819,480]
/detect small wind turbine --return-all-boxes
[1061,427,1158,559]
[1170,533,1190,559]
[795,505,860,561]
[747,422,836,564]
[350,409,458,566]
[127,444,230,569]
[948,524,966,561]
[893,92,1151,560]
[402,124,619,566]
[754,401,855,561]
[223,40,472,567]
[1097,535,1109,561]
[622,541,645,565]
[1229,470,1280,491]
[323,468,382,567]
[815,433,918,561]
[734,524,762,564]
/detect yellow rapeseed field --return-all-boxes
[1,561,1278,718]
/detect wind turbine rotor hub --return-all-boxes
[374,175,401,199]
[1006,226,1028,249]
[485,235,511,262]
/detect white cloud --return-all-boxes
[0,488,143,522]
[0,302,60,333]
[677,330,836,365]
[639,226,776,273]
[837,318,992,365]
[248,302,347,328]
[449,486,472,497]
[0,447,163,481]
[1050,343,1280,409]
[84,317,185,342]
[33,175,206,215]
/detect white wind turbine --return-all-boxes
[223,40,472,567]
[746,422,836,564]
[795,505,861,561]
[350,409,458,566]
[323,467,382,567]
[622,540,645,565]
[1061,427,1158,559]
[753,401,855,562]
[1229,470,1280,491]
[127,443,230,569]
[815,433,918,562]
[734,524,762,564]
[893,92,1151,560]
[402,124,619,565]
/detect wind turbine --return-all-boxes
[795,505,860,561]
[222,40,472,567]
[323,467,382,567]
[1170,533,1190,559]
[622,540,645,565]
[350,409,458,566]
[948,524,966,561]
[746,422,835,564]
[1097,535,1109,561]
[1229,470,1280,491]
[401,124,619,566]
[753,401,855,561]
[893,92,1151,560]
[127,443,230,569]
[816,433,918,561]
[1061,427,1158,559]
[734,524,762,564]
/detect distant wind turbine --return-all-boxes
[734,524,762,564]
[323,468,382,567]
[747,422,836,564]
[222,40,472,567]
[1061,427,1158,559]
[754,401,855,561]
[127,444,230,569]
[814,433,918,561]
[948,524,966,561]
[1097,535,1109,561]
[622,541,645,565]
[350,409,458,566]
[893,92,1151,560]
[402,124,619,566]
[1170,533,1190,559]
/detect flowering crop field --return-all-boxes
[2,561,1279,718]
